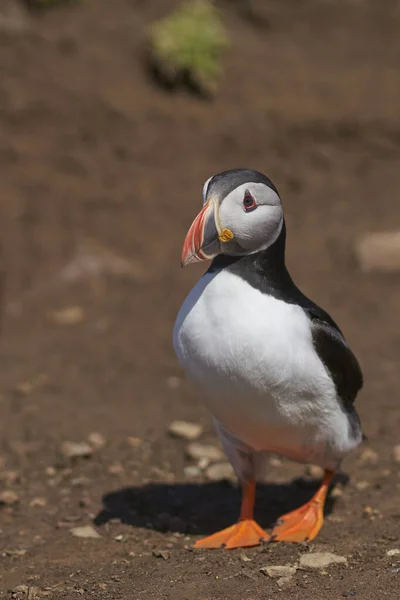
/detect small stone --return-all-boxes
[60,441,92,459]
[11,585,29,594]
[49,305,85,325]
[70,525,101,539]
[260,565,297,579]
[0,490,19,505]
[183,465,201,478]
[330,486,344,498]
[392,445,400,464]
[299,552,347,569]
[277,575,295,588]
[108,462,124,475]
[363,505,380,518]
[29,497,47,507]
[356,480,370,490]
[305,465,324,478]
[126,436,142,448]
[88,432,106,448]
[153,549,170,560]
[5,549,26,557]
[168,420,203,441]
[359,448,379,464]
[387,549,400,556]
[269,456,282,467]
[46,466,57,477]
[205,462,234,481]
[114,534,124,542]
[197,457,210,470]
[241,554,252,562]
[71,476,91,487]
[186,443,224,462]
[356,231,400,273]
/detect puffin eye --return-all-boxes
[243,191,257,212]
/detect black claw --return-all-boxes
[272,519,284,527]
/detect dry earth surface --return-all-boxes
[0,1,400,598]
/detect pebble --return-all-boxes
[387,549,400,557]
[88,432,106,448]
[356,231,400,273]
[260,565,297,579]
[330,486,344,499]
[60,441,92,459]
[29,497,47,508]
[183,465,201,478]
[363,505,380,519]
[197,456,210,470]
[392,445,400,464]
[153,549,170,560]
[277,575,295,588]
[205,462,234,481]
[186,443,224,462]
[168,420,203,441]
[241,554,252,562]
[11,586,29,594]
[269,456,282,467]
[49,306,85,325]
[305,464,324,478]
[299,552,347,569]
[108,463,124,475]
[0,490,19,506]
[5,549,26,557]
[71,476,91,487]
[70,525,101,539]
[126,436,142,448]
[359,448,379,464]
[355,480,370,490]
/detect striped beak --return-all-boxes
[181,200,221,267]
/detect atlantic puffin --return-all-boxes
[173,169,363,549]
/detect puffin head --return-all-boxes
[181,169,284,266]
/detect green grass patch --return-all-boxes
[149,0,230,96]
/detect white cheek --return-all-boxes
[220,202,283,252]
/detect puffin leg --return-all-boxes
[194,480,268,549]
[269,469,334,543]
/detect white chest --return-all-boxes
[174,270,341,451]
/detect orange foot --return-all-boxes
[269,469,334,543]
[194,519,268,549]
[269,499,324,543]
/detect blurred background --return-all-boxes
[0,1,399,598]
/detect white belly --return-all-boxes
[173,269,357,466]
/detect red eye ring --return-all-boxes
[243,191,257,212]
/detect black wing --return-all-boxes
[305,306,363,404]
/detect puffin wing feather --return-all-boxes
[305,307,363,405]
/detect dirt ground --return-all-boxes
[0,0,400,598]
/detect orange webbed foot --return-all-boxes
[269,499,324,543]
[269,469,334,543]
[194,519,268,549]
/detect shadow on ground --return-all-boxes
[94,475,348,535]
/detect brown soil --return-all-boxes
[0,1,400,598]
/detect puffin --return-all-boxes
[173,169,363,549]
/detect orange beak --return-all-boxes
[181,201,221,267]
